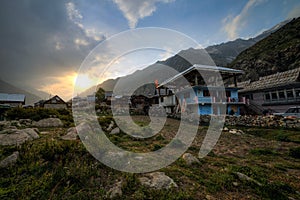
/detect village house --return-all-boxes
[239,67,300,113]
[0,93,26,107]
[35,95,67,109]
[157,64,245,116]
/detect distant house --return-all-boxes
[87,94,96,103]
[0,93,25,107]
[35,95,67,109]
[239,67,300,113]
[157,64,245,116]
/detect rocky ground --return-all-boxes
[0,116,300,199]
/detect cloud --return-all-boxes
[287,4,300,19]
[112,0,174,28]
[0,1,106,99]
[222,0,265,40]
[38,71,77,101]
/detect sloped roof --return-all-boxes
[43,95,66,104]
[240,67,300,92]
[0,93,25,102]
[158,64,244,87]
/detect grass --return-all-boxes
[1,116,300,199]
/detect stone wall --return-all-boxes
[223,115,300,129]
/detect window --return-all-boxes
[295,90,300,98]
[287,90,294,99]
[278,91,285,99]
[265,93,270,101]
[226,91,231,97]
[271,92,277,100]
[203,90,210,97]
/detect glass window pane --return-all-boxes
[271,92,277,100]
[287,91,294,98]
[278,91,285,99]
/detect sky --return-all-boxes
[0,0,300,101]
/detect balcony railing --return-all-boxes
[187,96,247,104]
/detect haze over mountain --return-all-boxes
[0,79,44,105]
[205,19,292,66]
[229,17,300,81]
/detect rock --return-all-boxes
[110,127,120,135]
[33,118,63,127]
[23,128,39,139]
[107,121,114,131]
[61,127,78,140]
[139,172,177,189]
[19,119,32,126]
[0,128,39,146]
[234,172,262,186]
[10,120,21,127]
[182,153,200,166]
[205,194,216,200]
[232,182,239,187]
[75,122,93,140]
[223,127,229,131]
[40,131,50,135]
[7,126,18,130]
[229,129,244,135]
[0,151,19,167]
[108,181,122,198]
[0,121,11,129]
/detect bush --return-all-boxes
[289,147,300,159]
[5,107,74,127]
[275,133,291,142]
[250,148,278,156]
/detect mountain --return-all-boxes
[205,19,291,66]
[0,79,43,105]
[82,18,293,95]
[228,17,300,81]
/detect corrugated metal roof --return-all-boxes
[240,67,300,92]
[0,93,25,102]
[158,64,244,87]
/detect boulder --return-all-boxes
[107,121,114,132]
[33,118,63,127]
[234,172,262,186]
[139,172,177,189]
[10,120,21,127]
[0,151,19,167]
[0,128,39,146]
[182,153,200,166]
[110,127,120,135]
[108,181,122,198]
[0,121,11,129]
[229,129,244,135]
[19,119,32,126]
[61,127,78,141]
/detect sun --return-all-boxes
[73,73,98,94]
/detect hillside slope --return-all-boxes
[206,19,291,66]
[228,17,300,81]
[0,79,42,104]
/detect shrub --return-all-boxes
[5,107,74,127]
[275,133,291,142]
[289,147,300,159]
[250,148,278,156]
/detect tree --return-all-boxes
[95,87,105,103]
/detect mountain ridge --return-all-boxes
[228,17,300,81]
[0,79,43,105]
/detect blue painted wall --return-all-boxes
[176,87,241,116]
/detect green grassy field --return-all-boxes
[1,116,300,199]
